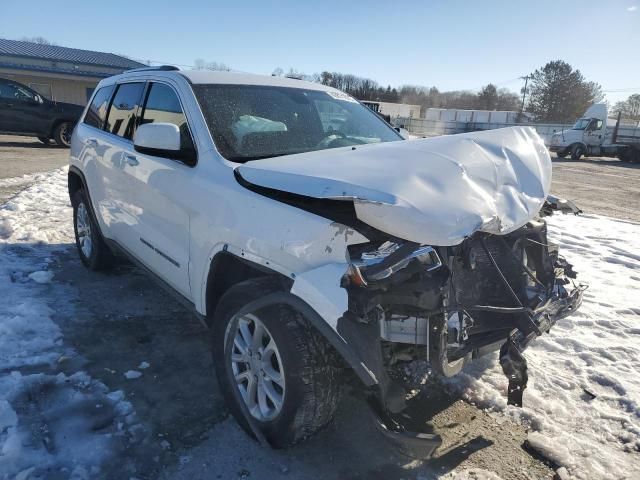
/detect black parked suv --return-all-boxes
[0,77,84,147]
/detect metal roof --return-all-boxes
[0,38,145,70]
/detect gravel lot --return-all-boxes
[0,135,69,202]
[552,156,640,223]
[0,133,637,479]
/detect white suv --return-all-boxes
[69,66,583,454]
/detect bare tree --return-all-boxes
[20,36,56,45]
[193,59,231,71]
[612,94,640,121]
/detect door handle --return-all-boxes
[124,154,139,166]
[86,138,98,147]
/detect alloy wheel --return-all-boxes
[229,313,285,421]
[76,202,93,258]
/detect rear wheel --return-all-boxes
[53,122,73,147]
[211,277,341,448]
[570,144,585,160]
[72,189,114,270]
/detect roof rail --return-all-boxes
[126,65,180,73]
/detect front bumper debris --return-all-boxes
[368,397,442,459]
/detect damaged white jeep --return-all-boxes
[68,67,583,455]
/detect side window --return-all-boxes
[595,119,603,130]
[0,82,35,102]
[140,83,195,151]
[84,85,115,130]
[105,82,145,139]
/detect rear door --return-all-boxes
[116,81,195,298]
[95,81,146,252]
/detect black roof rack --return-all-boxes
[126,65,180,73]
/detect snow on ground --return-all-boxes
[451,213,640,480]
[0,168,139,479]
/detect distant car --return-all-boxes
[0,77,84,147]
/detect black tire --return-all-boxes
[37,136,51,145]
[71,189,114,271]
[53,121,73,147]
[211,277,341,448]
[570,144,585,160]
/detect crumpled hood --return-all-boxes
[236,127,552,246]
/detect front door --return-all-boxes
[117,81,194,298]
[584,118,604,147]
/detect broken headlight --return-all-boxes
[347,241,442,286]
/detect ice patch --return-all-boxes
[137,361,150,369]
[124,370,142,379]
[28,270,54,284]
[442,468,504,480]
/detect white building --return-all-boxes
[425,108,534,123]
[361,101,421,119]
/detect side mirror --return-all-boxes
[394,126,411,140]
[134,122,181,152]
[133,122,197,166]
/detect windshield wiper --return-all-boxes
[227,153,290,163]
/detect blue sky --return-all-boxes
[2,0,638,103]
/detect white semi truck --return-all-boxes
[548,104,640,162]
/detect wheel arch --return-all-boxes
[68,166,106,239]
[204,251,293,325]
[570,142,587,152]
[68,166,84,201]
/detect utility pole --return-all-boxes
[519,75,531,122]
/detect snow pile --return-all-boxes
[452,213,640,479]
[441,468,504,480]
[0,168,138,478]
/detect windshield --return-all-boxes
[193,84,402,162]
[572,118,591,130]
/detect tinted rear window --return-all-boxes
[83,85,114,130]
[105,82,145,139]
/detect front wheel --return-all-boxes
[570,144,585,160]
[212,278,341,448]
[53,122,73,147]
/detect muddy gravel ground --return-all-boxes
[1,133,637,478]
[551,156,640,223]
